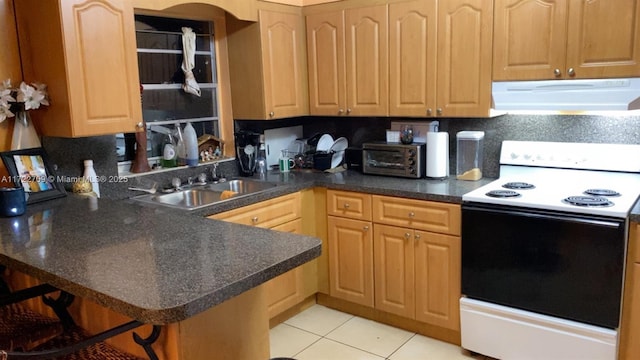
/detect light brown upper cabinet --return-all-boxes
[309,0,492,118]
[0,0,21,83]
[493,0,640,80]
[307,5,388,116]
[388,0,437,117]
[432,0,493,117]
[14,0,143,137]
[227,8,309,120]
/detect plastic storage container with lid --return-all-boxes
[456,131,484,181]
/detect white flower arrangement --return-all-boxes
[0,79,50,123]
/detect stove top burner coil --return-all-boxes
[486,190,521,198]
[502,182,535,190]
[583,189,621,197]
[562,196,614,207]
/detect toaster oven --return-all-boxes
[362,142,425,178]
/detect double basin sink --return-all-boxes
[132,179,279,210]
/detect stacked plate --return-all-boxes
[329,137,348,168]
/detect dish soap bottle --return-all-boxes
[160,133,177,168]
[183,122,199,167]
[83,159,100,198]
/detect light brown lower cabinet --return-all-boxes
[374,224,460,330]
[620,223,640,359]
[327,215,374,307]
[209,192,316,319]
[326,190,462,332]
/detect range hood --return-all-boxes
[492,78,640,111]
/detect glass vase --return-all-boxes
[11,110,41,150]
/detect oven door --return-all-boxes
[462,203,625,329]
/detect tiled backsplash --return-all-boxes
[44,114,640,198]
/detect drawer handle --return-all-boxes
[414,234,421,242]
[408,212,415,218]
[404,232,411,240]
[344,203,350,209]
[251,216,259,224]
[363,225,369,231]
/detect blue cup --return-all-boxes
[0,187,26,217]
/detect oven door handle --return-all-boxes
[462,204,624,229]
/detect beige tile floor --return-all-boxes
[270,304,490,360]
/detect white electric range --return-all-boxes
[460,140,640,360]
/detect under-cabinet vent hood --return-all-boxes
[492,78,640,111]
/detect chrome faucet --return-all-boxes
[211,163,219,181]
[171,177,182,191]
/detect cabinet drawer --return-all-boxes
[209,192,301,228]
[327,190,372,221]
[372,195,460,235]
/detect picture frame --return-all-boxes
[1,148,66,204]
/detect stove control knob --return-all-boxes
[409,167,416,174]
[408,149,416,156]
[510,152,518,160]
[524,154,532,160]
[408,158,415,165]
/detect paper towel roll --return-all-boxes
[426,132,449,178]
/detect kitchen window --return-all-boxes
[117,14,220,170]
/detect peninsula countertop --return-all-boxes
[0,194,321,325]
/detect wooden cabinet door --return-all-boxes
[373,224,415,318]
[389,0,437,117]
[620,223,640,359]
[307,10,346,116]
[327,216,374,307]
[493,0,568,80]
[436,0,493,117]
[15,0,142,137]
[266,219,305,319]
[259,10,309,119]
[0,0,21,83]
[565,0,640,79]
[620,262,640,359]
[345,5,388,116]
[414,230,460,330]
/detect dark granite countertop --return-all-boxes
[0,194,321,325]
[0,169,492,325]
[172,169,495,218]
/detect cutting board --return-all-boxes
[264,125,303,168]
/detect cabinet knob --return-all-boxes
[338,109,344,114]
[414,234,421,241]
[269,111,275,117]
[251,216,259,224]
[404,232,411,240]
[408,212,415,218]
[427,108,432,116]
[343,203,350,209]
[554,68,562,77]
[136,121,144,129]
[436,108,442,116]
[363,225,369,231]
[346,108,352,114]
[567,68,575,77]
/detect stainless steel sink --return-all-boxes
[204,179,278,194]
[131,179,279,210]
